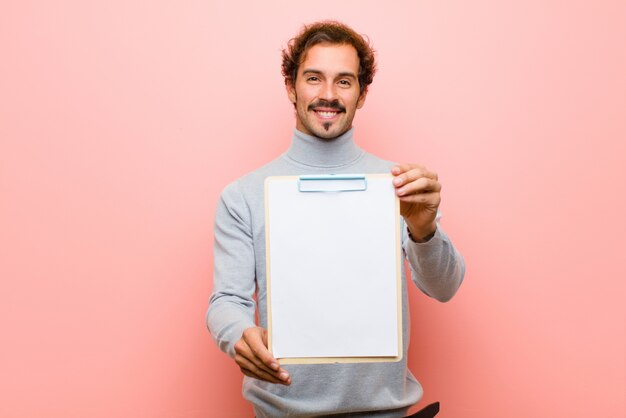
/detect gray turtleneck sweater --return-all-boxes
[207,128,465,418]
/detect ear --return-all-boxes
[286,82,297,104]
[356,88,368,109]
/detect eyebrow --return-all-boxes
[302,69,357,79]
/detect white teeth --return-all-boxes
[317,111,337,118]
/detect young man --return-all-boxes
[207,21,465,418]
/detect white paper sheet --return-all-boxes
[266,174,400,359]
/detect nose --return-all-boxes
[319,81,338,102]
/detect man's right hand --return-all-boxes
[233,327,291,385]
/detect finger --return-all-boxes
[241,369,287,385]
[395,177,441,197]
[243,363,291,385]
[242,328,281,372]
[398,191,442,206]
[238,356,289,384]
[259,329,291,380]
[241,328,291,382]
[234,339,281,377]
[391,164,438,180]
[236,355,280,382]
[391,163,424,175]
[392,167,438,188]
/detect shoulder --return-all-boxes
[218,155,287,205]
[358,150,397,173]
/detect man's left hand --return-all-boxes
[391,164,441,242]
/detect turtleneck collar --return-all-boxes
[284,127,364,168]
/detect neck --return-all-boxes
[285,128,363,168]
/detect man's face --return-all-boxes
[287,43,367,139]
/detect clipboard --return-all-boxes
[265,173,402,364]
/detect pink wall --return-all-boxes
[1,1,624,417]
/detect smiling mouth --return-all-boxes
[315,110,341,119]
[308,100,345,120]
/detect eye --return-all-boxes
[307,76,320,83]
[338,80,351,87]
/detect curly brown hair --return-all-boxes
[281,21,377,96]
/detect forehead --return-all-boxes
[298,43,360,75]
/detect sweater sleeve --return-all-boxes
[206,181,257,357]
[402,213,465,302]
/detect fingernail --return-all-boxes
[270,362,279,371]
[393,177,401,185]
[279,372,289,380]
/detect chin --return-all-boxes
[314,125,349,140]
[298,117,351,139]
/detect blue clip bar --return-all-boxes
[298,174,367,192]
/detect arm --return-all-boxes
[206,182,291,384]
[402,218,465,302]
[392,164,465,302]
[207,182,256,355]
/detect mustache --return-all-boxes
[308,100,346,112]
